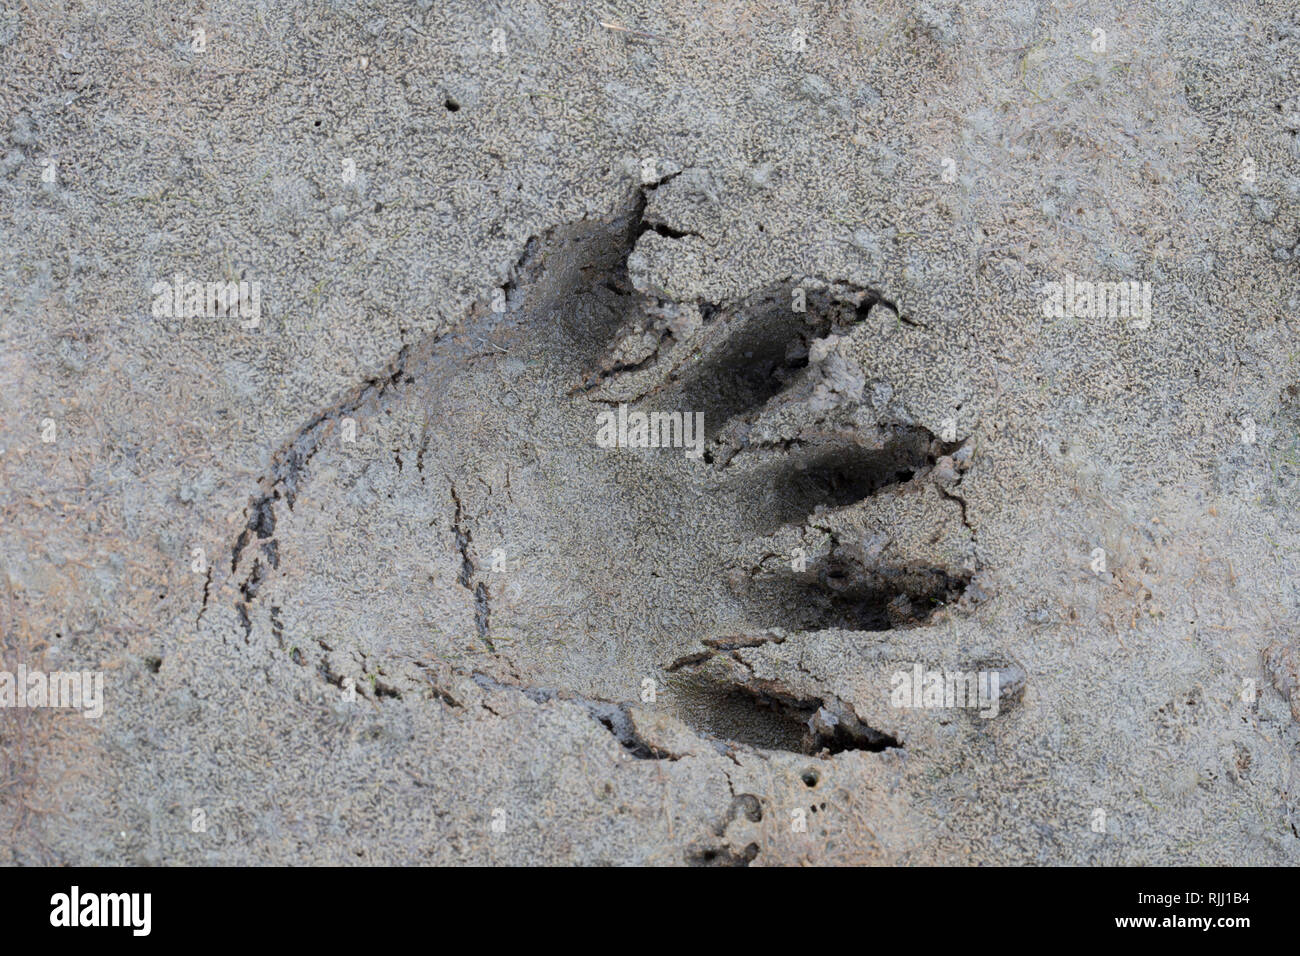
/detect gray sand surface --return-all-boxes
[2,0,1298,864]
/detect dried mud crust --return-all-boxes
[223,187,1003,761]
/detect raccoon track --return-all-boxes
[223,190,976,756]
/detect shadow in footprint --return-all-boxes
[678,299,814,432]
[748,440,931,532]
[670,671,901,755]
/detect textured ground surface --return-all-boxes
[2,0,1299,865]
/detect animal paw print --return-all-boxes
[224,195,991,756]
